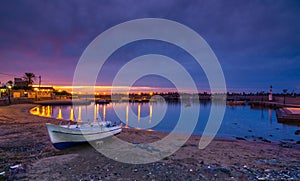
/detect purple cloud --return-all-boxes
[0,0,299,92]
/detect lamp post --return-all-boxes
[7,85,12,104]
[282,89,288,104]
[34,87,39,101]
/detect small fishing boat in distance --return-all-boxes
[276,107,300,126]
[95,100,111,104]
[46,121,122,149]
[227,100,246,106]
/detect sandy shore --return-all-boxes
[0,104,299,180]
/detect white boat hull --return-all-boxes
[46,123,122,149]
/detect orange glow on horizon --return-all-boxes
[32,85,173,94]
[31,84,195,94]
[31,84,201,94]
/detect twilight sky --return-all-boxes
[0,0,299,93]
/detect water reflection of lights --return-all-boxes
[93,104,97,122]
[78,106,82,122]
[29,107,39,115]
[46,106,51,117]
[125,105,129,128]
[32,103,154,131]
[41,106,45,116]
[138,104,141,122]
[149,104,152,124]
[103,104,106,122]
[69,108,75,121]
[57,107,63,119]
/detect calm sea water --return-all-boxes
[33,101,300,143]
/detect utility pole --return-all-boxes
[7,86,11,104]
[39,76,41,87]
[282,89,288,104]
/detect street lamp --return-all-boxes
[7,85,12,104]
[34,87,39,101]
[282,89,288,104]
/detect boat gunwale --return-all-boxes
[46,123,122,135]
[51,127,122,136]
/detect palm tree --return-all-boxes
[23,72,36,86]
[7,80,13,86]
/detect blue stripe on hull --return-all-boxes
[52,132,121,150]
[53,141,87,150]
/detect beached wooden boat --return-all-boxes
[46,122,122,149]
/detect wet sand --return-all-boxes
[0,104,299,180]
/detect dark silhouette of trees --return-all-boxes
[23,72,36,86]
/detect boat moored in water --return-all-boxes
[95,100,111,104]
[276,107,300,126]
[227,100,246,106]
